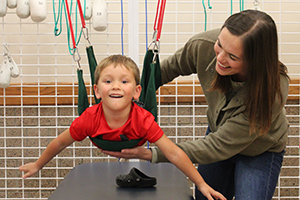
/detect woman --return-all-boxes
[103,10,290,200]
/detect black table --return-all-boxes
[48,162,194,200]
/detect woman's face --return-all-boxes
[214,27,247,82]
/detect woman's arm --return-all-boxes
[102,146,152,161]
[154,134,226,200]
[160,29,219,85]
[19,129,75,178]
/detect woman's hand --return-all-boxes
[197,182,227,200]
[102,146,152,161]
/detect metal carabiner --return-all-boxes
[152,41,160,63]
[147,31,160,63]
[72,48,82,69]
[82,27,91,46]
[253,0,260,10]
[147,31,158,49]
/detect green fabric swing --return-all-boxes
[77,46,100,116]
[77,48,161,151]
[86,46,101,105]
[77,68,89,116]
[140,50,162,121]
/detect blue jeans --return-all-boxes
[195,127,285,200]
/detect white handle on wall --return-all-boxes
[0,56,12,88]
[8,56,19,78]
[0,0,7,17]
[29,0,47,22]
[7,0,17,9]
[92,0,107,31]
[82,0,92,20]
[16,0,30,19]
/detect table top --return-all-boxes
[48,162,194,200]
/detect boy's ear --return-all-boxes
[133,85,142,100]
[93,84,101,99]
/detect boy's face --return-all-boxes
[94,64,141,112]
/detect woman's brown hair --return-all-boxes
[211,10,289,135]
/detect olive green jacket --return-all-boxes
[152,29,290,164]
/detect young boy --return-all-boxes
[19,55,225,200]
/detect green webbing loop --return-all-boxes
[140,50,162,122]
[77,68,89,115]
[86,46,101,104]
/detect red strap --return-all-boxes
[153,0,166,41]
[76,0,86,29]
[64,0,86,50]
[64,0,76,49]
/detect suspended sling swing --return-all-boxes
[140,0,166,122]
[58,0,141,151]
[53,0,166,151]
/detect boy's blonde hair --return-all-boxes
[94,55,140,85]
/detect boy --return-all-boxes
[19,55,225,200]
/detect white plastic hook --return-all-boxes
[92,0,108,31]
[3,43,20,78]
[253,0,261,10]
[0,55,12,88]
[8,56,19,78]
[3,43,10,56]
[0,0,7,17]
[29,0,47,22]
[7,0,17,9]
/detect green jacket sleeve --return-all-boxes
[160,28,219,85]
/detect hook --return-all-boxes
[82,27,91,46]
[72,48,82,69]
[253,0,260,10]
[3,43,10,56]
[151,42,160,63]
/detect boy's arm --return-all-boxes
[155,134,226,200]
[19,129,75,179]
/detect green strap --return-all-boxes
[89,136,143,152]
[86,46,101,104]
[77,69,89,115]
[140,50,162,122]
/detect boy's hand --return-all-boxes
[197,182,227,200]
[19,163,41,179]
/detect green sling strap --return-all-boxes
[77,46,100,116]
[140,50,162,122]
[86,46,101,104]
[77,69,89,116]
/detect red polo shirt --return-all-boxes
[69,102,164,148]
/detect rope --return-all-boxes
[145,0,148,51]
[202,0,212,31]
[52,0,86,55]
[121,0,124,55]
[53,0,63,36]
[240,0,244,11]
[202,0,207,31]
[153,0,166,42]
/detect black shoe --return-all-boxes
[116,167,157,188]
